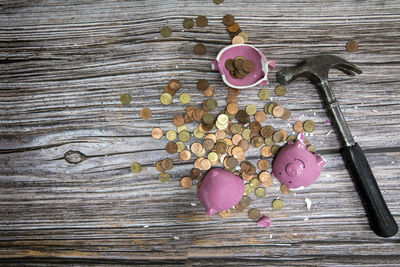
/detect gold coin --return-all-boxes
[160,26,172,37]
[241,128,251,141]
[266,102,277,114]
[246,104,257,116]
[178,130,191,142]
[249,178,261,188]
[248,208,261,221]
[130,162,142,173]
[272,199,284,210]
[177,125,188,133]
[271,145,281,155]
[238,31,248,43]
[303,120,316,132]
[193,128,204,139]
[179,93,191,104]
[217,114,229,125]
[180,150,192,161]
[239,195,251,208]
[176,141,186,152]
[264,137,275,147]
[275,85,287,96]
[151,128,163,139]
[180,176,193,189]
[207,151,219,163]
[258,89,270,100]
[255,187,266,198]
[120,93,132,105]
[215,120,228,130]
[166,130,177,141]
[245,183,254,195]
[196,148,206,157]
[159,172,170,183]
[160,92,173,105]
[183,18,194,29]
[287,135,297,143]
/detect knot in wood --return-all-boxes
[64,150,86,164]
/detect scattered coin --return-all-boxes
[178,130,191,142]
[166,130,177,141]
[275,85,287,96]
[232,35,245,44]
[254,110,267,123]
[130,162,142,173]
[272,198,284,210]
[246,104,257,116]
[179,93,191,104]
[248,208,261,221]
[151,128,163,139]
[227,22,239,33]
[346,40,359,52]
[213,0,224,5]
[140,107,152,119]
[239,195,251,208]
[280,183,292,194]
[222,14,235,26]
[258,89,270,100]
[160,93,173,105]
[183,18,194,29]
[181,176,193,188]
[197,79,209,91]
[259,171,273,187]
[120,93,132,105]
[303,120,316,132]
[159,172,170,183]
[272,105,284,118]
[160,26,172,37]
[255,187,267,198]
[180,150,192,161]
[194,43,206,55]
[257,159,270,170]
[293,121,304,133]
[196,15,208,27]
[166,142,178,154]
[190,168,203,180]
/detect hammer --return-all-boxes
[277,55,398,237]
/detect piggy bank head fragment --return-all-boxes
[198,168,245,215]
[272,133,327,189]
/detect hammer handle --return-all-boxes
[341,143,398,237]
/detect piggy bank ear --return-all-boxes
[295,132,306,149]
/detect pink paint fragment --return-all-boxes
[371,109,378,113]
[257,216,272,229]
[323,120,330,124]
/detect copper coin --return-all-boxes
[199,158,212,170]
[156,160,165,172]
[202,138,215,151]
[168,79,181,91]
[226,103,239,115]
[236,110,250,124]
[259,171,273,187]
[250,121,262,134]
[293,121,304,133]
[254,110,267,123]
[234,57,244,70]
[151,128,163,139]
[190,168,203,180]
[279,129,288,141]
[164,85,177,96]
[226,95,238,104]
[272,105,284,118]
[227,22,239,33]
[186,105,197,117]
[280,183,292,194]
[196,15,208,27]
[231,134,242,145]
[251,136,263,148]
[166,142,178,154]
[161,158,173,170]
[194,157,203,169]
[280,108,291,120]
[173,115,185,127]
[191,142,203,155]
[272,131,284,143]
[197,79,209,91]
[205,133,217,143]
[225,59,235,71]
[241,171,254,181]
[242,60,255,73]
[346,40,359,52]
[193,108,205,121]
[216,130,227,140]
[180,149,192,161]
[257,159,270,171]
[225,156,238,168]
[240,161,252,172]
[307,144,316,152]
[260,145,272,157]
[260,125,275,138]
[232,35,245,44]
[238,139,250,151]
[194,43,206,55]
[202,86,215,98]
[215,142,227,154]
[180,176,193,189]
[219,209,231,218]
[140,107,152,119]
[228,87,241,96]
[222,14,235,26]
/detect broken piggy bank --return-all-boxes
[198,168,245,215]
[272,133,327,189]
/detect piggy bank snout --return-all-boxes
[285,162,303,177]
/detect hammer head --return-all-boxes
[277,55,362,85]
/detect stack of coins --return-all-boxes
[264,102,292,120]
[223,14,243,40]
[164,79,181,96]
[225,56,255,79]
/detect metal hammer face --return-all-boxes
[276,55,362,85]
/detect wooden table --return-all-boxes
[1,0,399,265]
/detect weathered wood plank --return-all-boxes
[0,0,399,264]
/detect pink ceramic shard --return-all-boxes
[198,168,245,215]
[212,44,275,89]
[257,216,272,229]
[272,132,327,189]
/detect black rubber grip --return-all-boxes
[341,143,398,237]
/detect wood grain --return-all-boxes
[1,0,399,265]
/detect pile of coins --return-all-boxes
[225,56,255,79]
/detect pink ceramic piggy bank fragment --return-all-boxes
[198,168,245,215]
[272,133,327,189]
